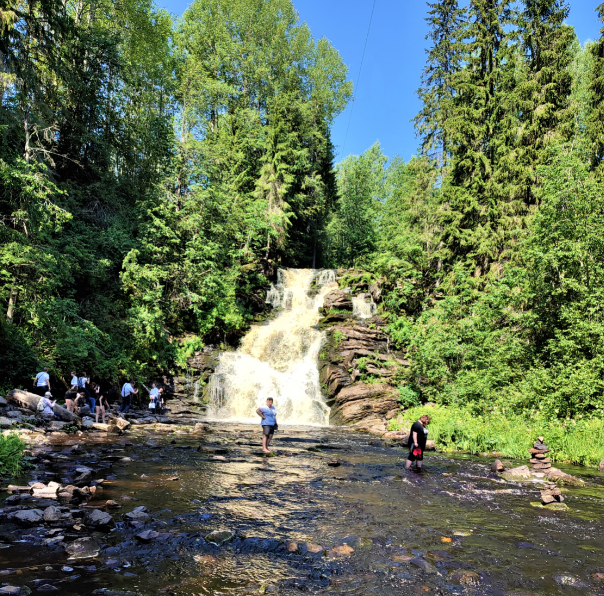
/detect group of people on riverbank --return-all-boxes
[32,368,166,423]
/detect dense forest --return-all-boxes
[0,0,350,389]
[2,0,604,425]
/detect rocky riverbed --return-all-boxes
[2,422,604,596]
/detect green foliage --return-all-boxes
[389,405,604,467]
[0,433,26,477]
[323,143,386,267]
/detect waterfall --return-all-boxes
[353,293,377,319]
[206,269,337,425]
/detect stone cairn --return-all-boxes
[529,436,551,472]
[530,437,564,506]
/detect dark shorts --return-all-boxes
[408,447,424,462]
[262,425,275,436]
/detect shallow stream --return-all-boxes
[2,424,604,595]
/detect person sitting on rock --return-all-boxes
[65,391,86,414]
[406,414,430,470]
[37,391,57,418]
[33,367,51,397]
[148,382,159,413]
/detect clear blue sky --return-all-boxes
[158,0,602,163]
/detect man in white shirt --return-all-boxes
[119,381,138,416]
[149,383,159,412]
[34,368,51,396]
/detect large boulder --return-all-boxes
[322,290,353,311]
[85,509,115,529]
[500,465,532,481]
[546,467,585,487]
[329,383,399,426]
[11,508,44,525]
[319,364,351,397]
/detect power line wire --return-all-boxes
[341,0,377,156]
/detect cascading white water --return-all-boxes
[353,293,377,319]
[206,269,337,425]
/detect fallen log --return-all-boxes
[7,389,81,424]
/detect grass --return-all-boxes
[388,405,604,468]
[0,432,26,477]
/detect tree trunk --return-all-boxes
[7,389,81,423]
[6,287,18,322]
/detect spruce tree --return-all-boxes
[440,0,516,279]
[588,3,604,175]
[415,0,465,169]
[513,0,574,203]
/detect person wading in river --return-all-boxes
[405,414,430,470]
[256,397,277,453]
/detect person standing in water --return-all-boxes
[405,414,430,470]
[256,397,277,453]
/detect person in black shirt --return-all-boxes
[406,415,430,470]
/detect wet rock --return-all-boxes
[328,544,354,557]
[410,557,438,574]
[546,467,584,487]
[491,459,505,473]
[205,529,234,545]
[65,537,101,559]
[500,465,532,481]
[329,383,399,426]
[450,570,481,585]
[43,506,62,522]
[12,508,43,525]
[85,509,115,529]
[35,585,58,593]
[264,585,278,594]
[135,530,158,542]
[73,471,92,487]
[327,460,341,467]
[552,573,590,587]
[299,542,324,555]
[105,500,121,509]
[0,587,20,595]
[123,507,149,521]
[285,541,298,553]
[322,290,353,311]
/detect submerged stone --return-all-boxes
[205,529,234,546]
[65,537,101,559]
[552,573,590,587]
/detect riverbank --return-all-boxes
[388,405,604,468]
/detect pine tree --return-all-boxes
[588,3,604,175]
[415,0,465,169]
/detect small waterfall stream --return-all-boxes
[206,269,337,425]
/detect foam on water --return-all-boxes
[206,269,337,425]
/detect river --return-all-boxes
[2,423,604,595]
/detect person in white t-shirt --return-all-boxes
[33,368,51,396]
[119,381,137,416]
[256,397,278,453]
[148,383,159,413]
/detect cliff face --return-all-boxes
[318,271,409,435]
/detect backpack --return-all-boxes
[37,399,46,412]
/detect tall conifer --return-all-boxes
[513,0,574,202]
[441,0,516,279]
[415,0,465,169]
[588,3,604,175]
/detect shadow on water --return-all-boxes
[2,423,604,595]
